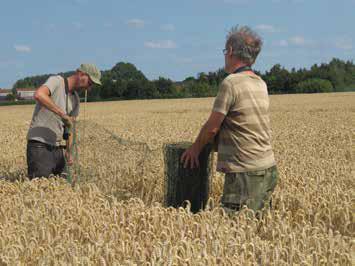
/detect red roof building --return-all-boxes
[16,88,36,100]
[0,89,12,100]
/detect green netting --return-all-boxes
[62,119,163,202]
[64,121,80,186]
[63,119,213,209]
[59,94,214,205]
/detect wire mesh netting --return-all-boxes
[65,119,214,208]
[64,119,163,203]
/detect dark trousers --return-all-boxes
[27,140,66,179]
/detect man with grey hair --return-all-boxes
[181,25,278,215]
[27,63,102,179]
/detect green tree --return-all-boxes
[5,93,16,101]
[295,78,333,93]
[188,82,212,97]
[263,64,290,94]
[11,58,355,100]
[154,77,174,96]
[110,62,147,82]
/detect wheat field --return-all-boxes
[0,92,354,265]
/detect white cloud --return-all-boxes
[222,0,251,4]
[103,22,113,28]
[161,24,175,32]
[335,38,353,50]
[46,24,56,32]
[0,60,25,69]
[288,36,318,48]
[255,24,278,33]
[14,45,31,53]
[126,19,145,28]
[176,57,193,64]
[144,40,177,49]
[271,0,305,3]
[73,22,84,30]
[289,36,306,46]
[273,40,289,47]
[73,0,88,4]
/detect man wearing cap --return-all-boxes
[26,63,101,179]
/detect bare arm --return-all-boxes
[192,112,225,153]
[181,112,225,168]
[34,85,66,118]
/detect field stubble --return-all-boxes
[0,93,354,265]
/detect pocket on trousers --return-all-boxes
[266,167,279,192]
[27,143,53,178]
[222,173,248,205]
[27,144,46,165]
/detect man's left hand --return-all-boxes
[62,115,73,129]
[181,145,200,169]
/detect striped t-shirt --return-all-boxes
[212,72,276,173]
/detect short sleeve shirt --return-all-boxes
[27,75,80,146]
[212,72,276,173]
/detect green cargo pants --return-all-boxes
[221,165,279,214]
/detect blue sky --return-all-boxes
[0,0,354,88]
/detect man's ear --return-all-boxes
[77,70,83,78]
[75,71,82,85]
[228,46,233,56]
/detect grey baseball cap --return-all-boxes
[77,63,102,85]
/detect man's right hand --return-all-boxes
[61,115,73,129]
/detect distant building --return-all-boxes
[0,89,12,101]
[16,88,36,100]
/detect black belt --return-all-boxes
[28,139,66,150]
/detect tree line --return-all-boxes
[12,58,355,101]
